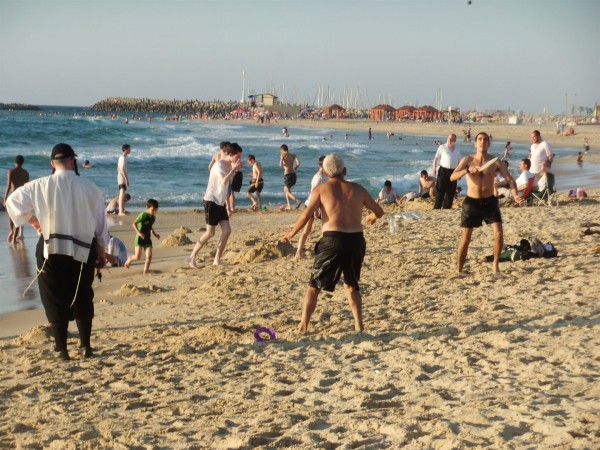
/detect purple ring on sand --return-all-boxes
[254,327,277,342]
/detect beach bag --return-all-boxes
[530,238,558,258]
[486,239,533,262]
[541,243,558,258]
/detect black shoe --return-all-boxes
[80,346,93,358]
[55,349,70,361]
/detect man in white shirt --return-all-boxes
[188,144,244,268]
[376,180,401,204]
[117,144,131,215]
[432,134,461,209]
[6,143,109,361]
[529,130,553,174]
[515,158,538,193]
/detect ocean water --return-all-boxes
[0,106,592,316]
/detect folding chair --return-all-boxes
[532,173,558,206]
[519,176,537,206]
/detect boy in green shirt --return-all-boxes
[124,199,160,273]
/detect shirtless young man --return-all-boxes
[418,170,436,198]
[4,155,29,242]
[279,144,302,210]
[450,132,523,275]
[246,154,264,211]
[283,153,384,333]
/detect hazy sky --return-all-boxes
[1,0,599,113]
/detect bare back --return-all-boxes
[316,179,377,233]
[280,152,297,174]
[9,167,29,190]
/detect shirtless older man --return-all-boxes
[450,132,523,275]
[283,153,384,333]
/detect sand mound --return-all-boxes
[160,233,192,247]
[229,241,295,264]
[17,325,52,343]
[118,284,166,297]
[173,226,192,235]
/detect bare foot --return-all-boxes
[212,260,229,266]
[7,232,14,242]
[295,252,305,260]
[187,256,198,269]
[124,260,131,269]
[295,201,303,210]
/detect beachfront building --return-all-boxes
[322,104,347,119]
[369,104,396,121]
[248,93,278,108]
[396,105,416,121]
[414,105,440,122]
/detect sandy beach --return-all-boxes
[1,184,599,447]
[279,119,600,156]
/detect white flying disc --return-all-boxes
[479,157,499,173]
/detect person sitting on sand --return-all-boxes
[106,193,131,214]
[106,234,128,267]
[282,153,384,333]
[450,132,523,275]
[418,170,436,199]
[376,180,401,204]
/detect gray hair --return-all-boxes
[322,153,345,178]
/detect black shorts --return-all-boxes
[309,232,366,292]
[118,184,127,191]
[461,196,502,228]
[204,200,229,226]
[247,178,264,194]
[284,173,297,189]
[231,172,243,192]
[36,236,97,323]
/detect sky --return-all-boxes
[1,0,599,114]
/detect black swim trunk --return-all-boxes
[309,231,366,292]
[461,195,502,228]
[247,178,264,194]
[284,172,297,189]
[118,184,127,191]
[204,200,229,226]
[231,171,243,192]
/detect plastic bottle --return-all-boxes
[389,216,396,234]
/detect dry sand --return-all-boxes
[280,119,600,155]
[1,187,599,448]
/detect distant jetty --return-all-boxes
[90,97,243,118]
[0,103,41,111]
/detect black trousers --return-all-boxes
[36,236,97,323]
[435,167,457,209]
